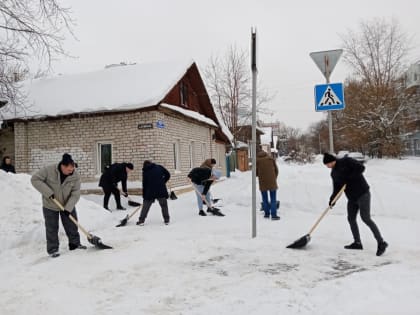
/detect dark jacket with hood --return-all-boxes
[142,162,170,200]
[99,163,130,192]
[1,157,15,173]
[330,157,369,202]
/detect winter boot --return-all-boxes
[49,251,60,258]
[271,215,280,221]
[199,210,207,216]
[116,206,126,210]
[344,242,363,250]
[376,241,388,256]
[69,243,87,250]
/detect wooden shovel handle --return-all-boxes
[128,205,142,220]
[51,198,92,239]
[308,185,346,235]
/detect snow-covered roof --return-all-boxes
[160,103,217,127]
[1,60,195,120]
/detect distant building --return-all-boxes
[0,60,232,187]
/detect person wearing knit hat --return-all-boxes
[31,153,86,258]
[99,162,134,211]
[323,152,388,256]
[323,152,336,165]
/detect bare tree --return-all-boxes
[338,18,416,157]
[204,45,273,143]
[0,0,74,114]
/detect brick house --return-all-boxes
[0,60,232,188]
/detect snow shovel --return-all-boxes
[51,198,112,249]
[191,184,225,216]
[286,185,346,249]
[119,189,141,206]
[116,204,142,227]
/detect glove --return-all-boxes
[49,194,55,200]
[329,197,336,207]
[122,192,128,197]
[62,210,70,217]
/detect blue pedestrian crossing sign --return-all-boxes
[314,83,345,111]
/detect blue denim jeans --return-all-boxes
[193,183,212,211]
[261,190,277,217]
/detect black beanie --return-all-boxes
[126,163,134,170]
[323,153,336,164]
[61,153,75,166]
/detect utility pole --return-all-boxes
[251,28,257,238]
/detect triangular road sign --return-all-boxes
[310,49,343,80]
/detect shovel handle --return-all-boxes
[51,198,92,239]
[128,204,142,220]
[308,185,346,235]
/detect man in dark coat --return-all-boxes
[1,156,16,173]
[323,152,388,256]
[256,150,280,220]
[136,160,170,225]
[99,162,134,211]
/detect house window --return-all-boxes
[98,143,112,173]
[173,140,181,171]
[189,141,195,168]
[180,82,188,106]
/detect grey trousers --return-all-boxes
[139,198,170,223]
[347,191,384,244]
[43,207,81,254]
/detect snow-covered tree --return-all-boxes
[204,45,273,143]
[337,18,417,157]
[0,0,74,114]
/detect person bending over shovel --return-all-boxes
[31,153,86,258]
[323,152,388,256]
[99,162,134,211]
[188,159,224,217]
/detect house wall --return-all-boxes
[13,110,225,187]
[0,126,15,161]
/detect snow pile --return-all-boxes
[0,158,419,315]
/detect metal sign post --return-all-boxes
[310,49,343,153]
[251,28,257,238]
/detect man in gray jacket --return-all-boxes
[31,153,86,258]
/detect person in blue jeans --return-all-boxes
[256,150,280,220]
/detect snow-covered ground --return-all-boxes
[1,156,419,315]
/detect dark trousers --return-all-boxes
[139,198,170,223]
[347,191,384,244]
[102,185,121,208]
[43,207,81,254]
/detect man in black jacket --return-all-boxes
[136,160,171,225]
[99,162,134,211]
[323,152,388,256]
[1,156,16,173]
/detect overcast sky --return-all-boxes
[53,0,420,130]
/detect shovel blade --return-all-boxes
[116,215,129,227]
[128,200,141,207]
[286,234,311,249]
[88,235,113,249]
